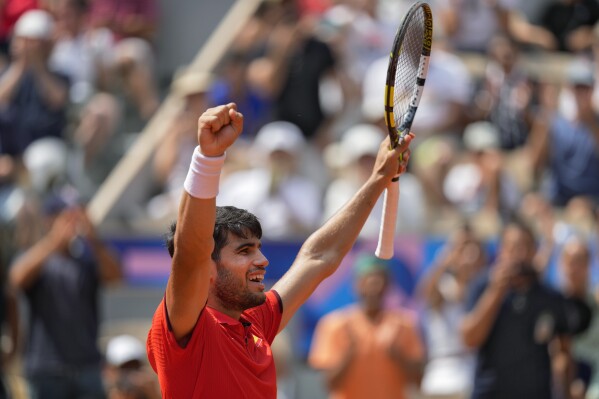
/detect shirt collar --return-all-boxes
[207,306,252,327]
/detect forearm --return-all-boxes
[417,263,449,308]
[0,64,25,107]
[301,174,388,275]
[461,285,505,348]
[508,13,556,50]
[9,236,58,290]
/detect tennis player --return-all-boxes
[147,103,414,398]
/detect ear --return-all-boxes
[209,260,217,284]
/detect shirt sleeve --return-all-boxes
[243,290,283,344]
[146,298,203,397]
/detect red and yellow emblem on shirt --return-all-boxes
[252,334,263,348]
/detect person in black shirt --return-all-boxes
[461,219,591,399]
[9,194,122,399]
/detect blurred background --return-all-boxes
[1,0,599,397]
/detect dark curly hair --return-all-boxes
[165,206,262,261]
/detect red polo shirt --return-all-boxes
[147,290,283,398]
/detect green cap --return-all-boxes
[353,255,391,277]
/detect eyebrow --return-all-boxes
[234,242,261,251]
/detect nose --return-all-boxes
[255,250,269,268]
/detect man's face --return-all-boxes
[499,225,536,268]
[560,240,589,290]
[573,84,594,111]
[212,233,269,312]
[356,270,388,312]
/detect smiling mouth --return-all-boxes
[249,275,264,283]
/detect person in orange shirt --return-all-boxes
[309,254,425,399]
[146,103,415,398]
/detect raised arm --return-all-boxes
[74,207,123,285]
[273,134,414,331]
[9,210,78,290]
[166,103,243,341]
[461,261,510,348]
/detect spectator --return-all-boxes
[538,0,599,53]
[49,0,107,105]
[252,8,338,141]
[417,223,486,399]
[554,236,599,399]
[309,254,424,399]
[0,0,37,64]
[474,34,534,151]
[8,193,122,399]
[88,0,159,120]
[442,121,520,230]
[217,121,322,240]
[104,334,160,399]
[436,0,513,53]
[0,9,69,158]
[68,92,122,198]
[528,59,599,207]
[461,219,592,399]
[210,50,271,139]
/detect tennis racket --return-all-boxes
[375,1,433,259]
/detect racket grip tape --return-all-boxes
[375,178,400,259]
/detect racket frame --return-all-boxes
[376,1,433,259]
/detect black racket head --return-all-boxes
[384,1,433,148]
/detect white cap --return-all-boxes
[253,121,306,156]
[106,335,146,367]
[361,57,388,122]
[443,163,482,205]
[324,124,383,169]
[14,10,54,40]
[22,137,68,193]
[566,58,595,87]
[463,121,500,152]
[171,67,214,97]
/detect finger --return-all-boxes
[205,105,231,128]
[397,132,415,149]
[199,115,220,132]
[217,106,230,128]
[229,109,244,137]
[226,102,237,112]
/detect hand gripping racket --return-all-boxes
[375,1,433,259]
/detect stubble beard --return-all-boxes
[213,262,266,312]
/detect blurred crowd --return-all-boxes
[0,0,599,397]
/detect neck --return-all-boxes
[362,305,383,321]
[207,297,242,320]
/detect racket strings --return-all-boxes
[393,9,426,129]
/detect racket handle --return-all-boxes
[375,177,399,259]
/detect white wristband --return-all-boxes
[183,147,226,199]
